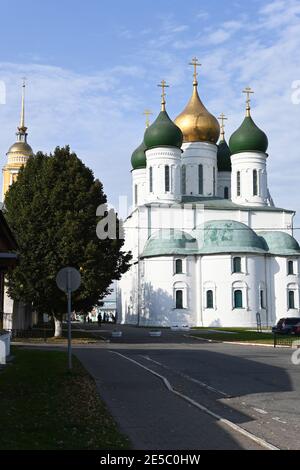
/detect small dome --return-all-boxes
[174,84,220,144]
[258,231,300,255]
[217,138,231,172]
[229,115,268,155]
[193,220,267,254]
[131,141,146,170]
[7,141,33,157]
[144,110,183,150]
[142,229,197,257]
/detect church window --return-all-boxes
[198,164,203,194]
[288,290,295,309]
[253,169,258,196]
[237,171,241,196]
[234,289,243,308]
[224,186,229,199]
[175,259,183,274]
[181,165,186,195]
[260,290,265,309]
[288,260,294,275]
[213,167,216,196]
[134,184,138,205]
[233,256,241,273]
[149,167,153,192]
[206,290,214,309]
[165,165,170,192]
[175,290,183,309]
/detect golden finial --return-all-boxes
[242,86,254,117]
[157,79,169,111]
[143,109,153,128]
[218,113,227,140]
[19,77,27,132]
[189,57,201,86]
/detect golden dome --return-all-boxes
[174,81,220,144]
[7,141,33,156]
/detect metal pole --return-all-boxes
[67,269,72,370]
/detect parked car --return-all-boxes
[272,317,300,335]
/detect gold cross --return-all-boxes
[218,113,227,138]
[189,57,201,84]
[242,86,254,115]
[143,109,153,128]
[157,80,169,110]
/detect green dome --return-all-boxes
[131,141,146,170]
[229,115,268,154]
[193,220,267,254]
[144,110,183,150]
[142,229,197,258]
[258,231,300,256]
[217,138,231,172]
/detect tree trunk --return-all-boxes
[54,315,62,337]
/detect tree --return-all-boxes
[4,146,131,336]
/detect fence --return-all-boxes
[273,333,295,348]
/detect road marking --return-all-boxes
[110,350,279,451]
[253,408,268,415]
[142,355,230,398]
[272,417,287,424]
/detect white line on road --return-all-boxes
[110,350,279,451]
[253,408,268,415]
[142,355,230,398]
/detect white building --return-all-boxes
[118,68,300,328]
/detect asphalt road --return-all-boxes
[74,325,300,450]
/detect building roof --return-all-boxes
[180,196,294,213]
[258,231,300,255]
[141,221,300,258]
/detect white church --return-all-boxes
[118,59,300,328]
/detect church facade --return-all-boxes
[118,59,300,328]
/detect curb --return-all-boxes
[187,335,291,348]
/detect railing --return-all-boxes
[273,333,295,348]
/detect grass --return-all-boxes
[0,348,130,450]
[191,327,274,344]
[11,326,105,344]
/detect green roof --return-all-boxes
[144,110,183,150]
[229,115,268,155]
[131,141,146,170]
[217,138,231,172]
[180,196,294,213]
[193,220,268,254]
[141,229,198,257]
[258,231,300,255]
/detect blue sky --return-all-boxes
[0,0,300,234]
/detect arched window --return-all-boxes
[288,290,295,309]
[260,289,265,309]
[234,290,243,308]
[175,259,183,274]
[165,165,170,192]
[134,184,138,205]
[233,256,241,273]
[213,167,216,196]
[176,290,183,309]
[198,164,203,194]
[253,169,258,196]
[237,171,241,197]
[181,165,186,195]
[224,186,229,199]
[206,290,214,309]
[288,260,294,275]
[149,167,153,193]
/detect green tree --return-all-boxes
[4,146,131,336]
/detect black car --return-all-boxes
[272,317,300,335]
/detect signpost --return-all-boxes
[56,267,81,370]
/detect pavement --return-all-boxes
[69,324,300,450]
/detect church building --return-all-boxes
[118,58,300,328]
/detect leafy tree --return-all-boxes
[4,146,131,336]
